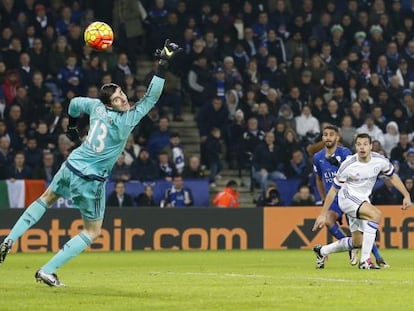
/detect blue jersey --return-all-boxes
[67,76,164,179]
[313,145,352,193]
[164,187,193,207]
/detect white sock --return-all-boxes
[321,237,352,256]
[361,221,379,262]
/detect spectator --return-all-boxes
[349,101,366,128]
[157,150,177,182]
[197,97,228,165]
[356,114,385,146]
[290,184,316,206]
[24,137,42,170]
[255,102,277,133]
[212,180,239,208]
[57,53,83,98]
[252,131,286,191]
[5,151,32,179]
[0,136,13,180]
[182,155,206,179]
[123,134,140,166]
[2,70,20,105]
[130,148,159,182]
[110,153,131,182]
[294,105,320,141]
[160,175,193,208]
[285,148,311,184]
[340,115,357,148]
[397,177,414,203]
[399,148,414,180]
[135,185,157,207]
[187,54,213,111]
[32,152,58,182]
[148,116,171,159]
[390,132,412,163]
[112,0,146,73]
[255,181,283,207]
[106,181,134,208]
[205,127,223,187]
[371,177,400,205]
[163,132,185,174]
[383,121,400,158]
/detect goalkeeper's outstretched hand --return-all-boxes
[155,39,183,62]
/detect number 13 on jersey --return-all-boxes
[86,120,108,153]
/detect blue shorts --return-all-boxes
[49,164,107,221]
[329,198,344,224]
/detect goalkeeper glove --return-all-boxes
[154,39,183,65]
[66,116,80,143]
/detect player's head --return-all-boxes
[322,124,339,149]
[354,133,372,160]
[99,83,130,112]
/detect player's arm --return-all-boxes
[126,39,182,125]
[312,186,339,231]
[315,175,326,202]
[66,97,100,142]
[388,173,413,209]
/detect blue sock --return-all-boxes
[371,244,382,260]
[328,223,346,240]
[5,199,48,243]
[41,232,92,274]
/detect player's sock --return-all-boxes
[321,237,352,256]
[41,232,92,274]
[4,199,48,243]
[361,221,379,263]
[328,223,346,240]
[371,244,382,260]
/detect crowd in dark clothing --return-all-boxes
[1,0,414,206]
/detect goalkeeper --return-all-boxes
[0,39,182,287]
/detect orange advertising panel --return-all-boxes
[264,206,414,249]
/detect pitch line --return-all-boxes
[148,271,271,278]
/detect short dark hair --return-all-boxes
[355,133,372,144]
[226,180,237,187]
[99,83,119,106]
[323,124,339,133]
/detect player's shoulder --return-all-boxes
[313,149,325,161]
[338,154,358,172]
[371,152,389,162]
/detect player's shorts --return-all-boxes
[329,198,344,223]
[338,189,367,218]
[49,163,107,221]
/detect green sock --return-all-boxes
[41,232,92,274]
[5,199,48,243]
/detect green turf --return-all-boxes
[1,250,414,310]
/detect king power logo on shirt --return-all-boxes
[263,207,414,249]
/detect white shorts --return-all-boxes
[338,189,368,218]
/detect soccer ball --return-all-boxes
[84,21,114,51]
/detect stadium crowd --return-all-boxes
[0,0,414,206]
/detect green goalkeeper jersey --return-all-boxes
[66,75,165,179]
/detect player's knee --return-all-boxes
[85,228,102,240]
[371,208,382,223]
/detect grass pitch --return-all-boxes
[1,250,414,311]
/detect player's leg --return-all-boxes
[35,178,105,286]
[325,210,347,239]
[40,219,102,276]
[314,216,363,269]
[0,187,59,264]
[358,202,382,269]
[349,218,364,265]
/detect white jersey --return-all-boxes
[333,152,394,203]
